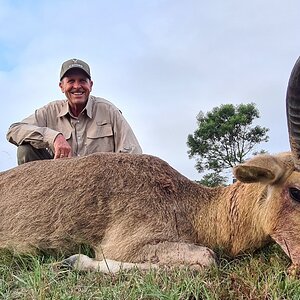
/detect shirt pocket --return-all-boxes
[86,122,114,152]
[87,122,113,138]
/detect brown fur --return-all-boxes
[0,152,299,272]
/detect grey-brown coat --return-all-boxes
[0,151,299,273]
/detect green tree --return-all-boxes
[187,103,269,179]
[196,172,227,187]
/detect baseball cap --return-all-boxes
[60,58,91,80]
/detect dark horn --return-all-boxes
[286,56,300,170]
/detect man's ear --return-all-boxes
[59,81,65,93]
[90,80,93,91]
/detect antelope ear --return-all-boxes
[234,165,275,183]
[233,155,287,184]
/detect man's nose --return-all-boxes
[73,81,81,88]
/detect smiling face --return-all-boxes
[59,68,93,117]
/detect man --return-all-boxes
[7,58,142,165]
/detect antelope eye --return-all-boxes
[289,187,300,202]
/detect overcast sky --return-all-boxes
[1,0,300,180]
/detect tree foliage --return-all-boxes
[196,172,227,187]
[187,103,269,174]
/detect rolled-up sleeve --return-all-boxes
[6,109,61,150]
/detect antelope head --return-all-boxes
[234,57,300,273]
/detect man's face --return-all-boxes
[59,69,93,108]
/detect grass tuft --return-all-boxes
[0,245,300,299]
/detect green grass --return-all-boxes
[0,245,300,299]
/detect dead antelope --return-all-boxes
[1,57,300,274]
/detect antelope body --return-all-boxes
[1,56,300,273]
[0,150,299,273]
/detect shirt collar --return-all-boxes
[57,96,93,118]
[85,95,93,118]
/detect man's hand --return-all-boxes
[53,134,72,159]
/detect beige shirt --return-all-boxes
[7,95,142,156]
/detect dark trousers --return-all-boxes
[17,144,54,165]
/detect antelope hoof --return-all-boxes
[60,254,80,269]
